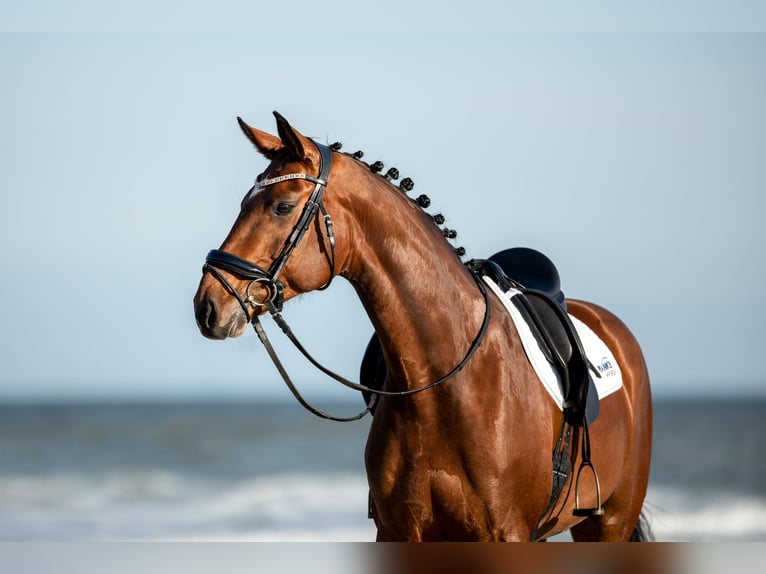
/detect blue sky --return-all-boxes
[1,6,765,402]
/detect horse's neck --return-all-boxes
[341,174,484,392]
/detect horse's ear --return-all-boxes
[237,116,282,159]
[273,111,318,166]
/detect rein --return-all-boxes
[203,140,491,421]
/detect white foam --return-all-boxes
[0,472,376,541]
[2,473,765,541]
[646,486,766,541]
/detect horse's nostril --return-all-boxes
[195,298,217,329]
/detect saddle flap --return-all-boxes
[513,293,573,366]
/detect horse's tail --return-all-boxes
[629,509,654,542]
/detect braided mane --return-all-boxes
[329,141,466,259]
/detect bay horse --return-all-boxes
[193,112,653,541]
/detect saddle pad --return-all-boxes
[482,276,623,409]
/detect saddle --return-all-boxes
[480,248,597,427]
[360,247,597,426]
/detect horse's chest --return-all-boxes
[367,414,505,539]
[374,464,488,540]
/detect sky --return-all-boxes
[1,4,765,402]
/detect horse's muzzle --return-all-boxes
[194,297,248,340]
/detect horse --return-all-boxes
[193,112,653,541]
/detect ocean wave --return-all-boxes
[0,471,375,541]
[1,472,764,541]
[646,485,766,541]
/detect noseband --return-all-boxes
[202,139,491,422]
[204,141,336,315]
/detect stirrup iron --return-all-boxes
[573,459,604,516]
[573,421,604,517]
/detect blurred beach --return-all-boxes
[0,398,764,541]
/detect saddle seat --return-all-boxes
[489,247,566,308]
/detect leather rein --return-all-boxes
[203,140,491,422]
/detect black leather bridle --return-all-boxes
[204,141,336,314]
[202,139,491,421]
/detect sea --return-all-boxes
[1,398,764,542]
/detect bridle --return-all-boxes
[204,141,336,313]
[203,139,491,421]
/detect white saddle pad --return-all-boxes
[482,276,623,409]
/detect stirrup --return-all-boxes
[573,460,604,517]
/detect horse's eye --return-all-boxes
[275,202,296,216]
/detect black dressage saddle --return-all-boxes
[360,247,598,426]
[483,248,597,426]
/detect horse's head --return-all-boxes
[194,112,341,340]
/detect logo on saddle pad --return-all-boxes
[596,357,618,378]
